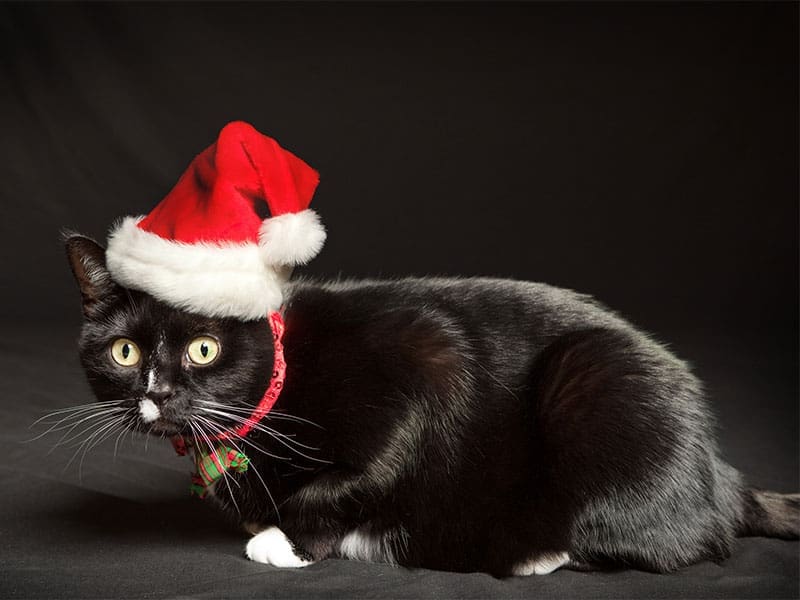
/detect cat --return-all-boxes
[63,233,798,577]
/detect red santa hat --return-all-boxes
[105,121,325,320]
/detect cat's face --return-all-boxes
[65,235,274,437]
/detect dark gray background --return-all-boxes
[0,2,797,598]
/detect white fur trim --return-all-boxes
[259,209,326,266]
[106,217,286,320]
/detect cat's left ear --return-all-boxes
[63,232,120,317]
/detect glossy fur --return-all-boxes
[65,235,799,577]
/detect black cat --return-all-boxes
[64,234,798,577]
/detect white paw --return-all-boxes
[246,527,313,568]
[513,551,571,576]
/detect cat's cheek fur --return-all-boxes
[246,527,314,568]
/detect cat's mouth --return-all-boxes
[143,418,184,436]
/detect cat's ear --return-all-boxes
[63,232,119,317]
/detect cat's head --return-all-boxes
[64,234,274,437]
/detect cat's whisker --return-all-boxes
[26,402,127,442]
[192,410,293,461]
[62,413,130,477]
[190,420,223,472]
[193,417,249,466]
[192,415,280,521]
[192,413,292,463]
[50,407,129,450]
[88,409,136,453]
[54,407,128,444]
[74,414,127,453]
[195,406,292,436]
[235,418,330,464]
[78,415,132,477]
[195,399,248,409]
[113,417,134,459]
[191,418,243,495]
[189,419,242,515]
[198,420,244,494]
[224,439,281,522]
[195,399,325,430]
[255,424,322,452]
[36,411,118,441]
[28,414,98,443]
[30,400,124,428]
[144,423,155,452]
[194,406,322,454]
[267,410,326,430]
[193,401,267,417]
[241,426,327,464]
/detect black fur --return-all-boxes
[64,235,799,577]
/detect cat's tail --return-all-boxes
[738,488,800,539]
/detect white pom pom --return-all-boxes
[258,210,326,266]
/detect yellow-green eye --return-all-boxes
[187,336,220,366]
[110,338,141,367]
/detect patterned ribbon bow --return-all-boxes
[171,436,249,498]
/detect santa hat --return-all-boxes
[105,121,325,320]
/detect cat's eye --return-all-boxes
[110,338,141,367]
[186,336,220,366]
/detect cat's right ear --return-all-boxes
[63,232,119,318]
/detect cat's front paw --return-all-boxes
[512,551,571,576]
[246,527,314,568]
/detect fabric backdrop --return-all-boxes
[0,3,797,598]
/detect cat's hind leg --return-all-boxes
[522,327,736,573]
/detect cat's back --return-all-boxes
[286,275,632,340]
[283,275,688,404]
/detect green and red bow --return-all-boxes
[171,310,286,498]
[171,436,250,498]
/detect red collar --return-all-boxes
[215,310,287,441]
[171,310,287,454]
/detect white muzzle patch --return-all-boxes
[139,398,161,423]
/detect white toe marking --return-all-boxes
[513,551,571,576]
[139,398,160,423]
[246,527,313,568]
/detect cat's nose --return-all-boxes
[146,383,175,404]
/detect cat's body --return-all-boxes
[65,236,798,577]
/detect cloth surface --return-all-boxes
[0,3,796,598]
[0,325,797,599]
